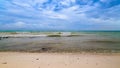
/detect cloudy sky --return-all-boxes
[0,0,120,31]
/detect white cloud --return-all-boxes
[14,21,26,27]
[42,10,68,19]
[12,1,31,8]
[60,0,71,6]
[0,0,120,30]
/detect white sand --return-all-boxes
[0,52,120,68]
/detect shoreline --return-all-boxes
[1,51,120,55]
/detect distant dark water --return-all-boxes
[0,31,120,53]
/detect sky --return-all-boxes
[0,0,120,31]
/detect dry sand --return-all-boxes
[0,52,120,68]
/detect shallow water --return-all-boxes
[0,32,120,53]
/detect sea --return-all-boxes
[0,31,120,53]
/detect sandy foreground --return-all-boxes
[0,52,120,68]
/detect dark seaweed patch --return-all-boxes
[47,35,61,37]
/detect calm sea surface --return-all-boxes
[0,31,120,52]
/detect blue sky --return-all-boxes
[0,0,120,31]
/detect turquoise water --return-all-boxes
[0,31,120,40]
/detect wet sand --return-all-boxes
[0,52,120,68]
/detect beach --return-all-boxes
[0,32,120,68]
[0,52,120,68]
[0,0,120,67]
